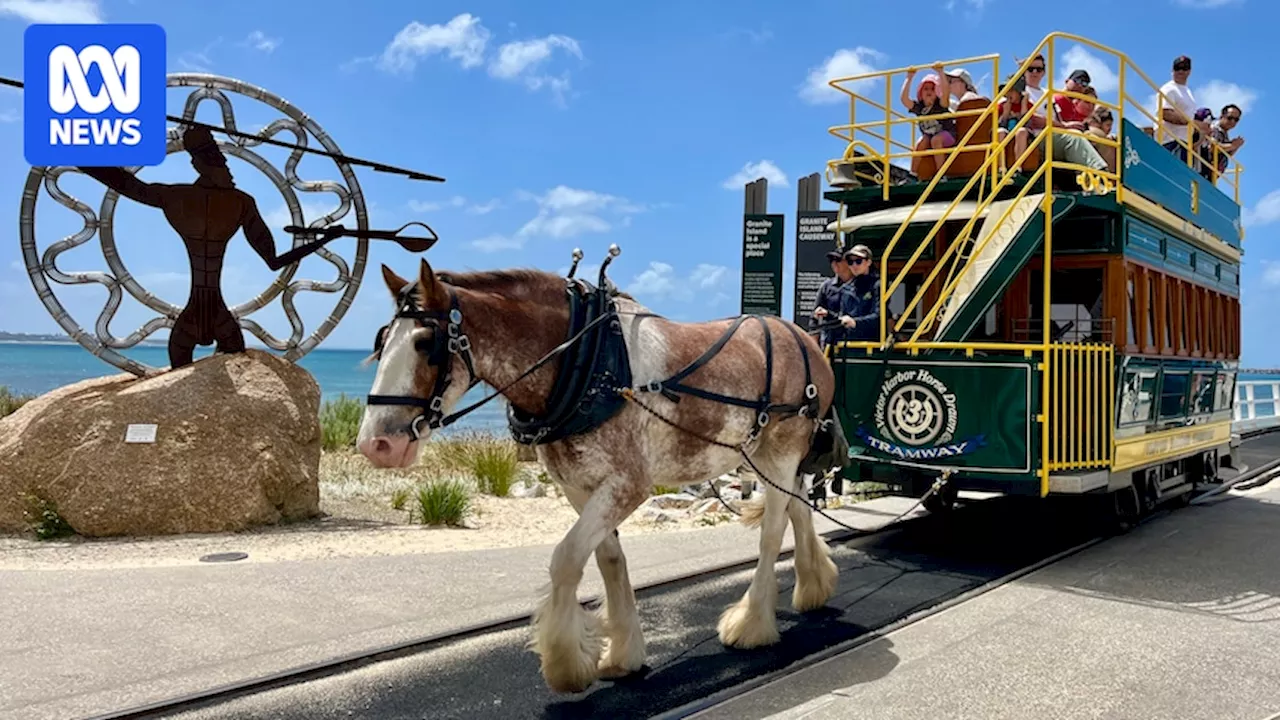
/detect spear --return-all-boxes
[1,75,446,183]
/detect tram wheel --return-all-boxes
[1105,483,1142,534]
[922,483,959,514]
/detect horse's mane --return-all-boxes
[435,267,636,302]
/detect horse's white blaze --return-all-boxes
[357,317,421,445]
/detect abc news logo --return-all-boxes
[23,23,166,167]
[48,44,143,147]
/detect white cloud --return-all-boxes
[1058,45,1120,95]
[471,234,524,253]
[799,47,885,105]
[1243,189,1280,228]
[408,196,466,213]
[467,198,502,215]
[517,185,645,239]
[722,160,789,190]
[378,14,491,74]
[489,35,581,80]
[245,30,281,54]
[1262,261,1280,288]
[0,0,102,23]
[1196,80,1258,115]
[626,261,730,301]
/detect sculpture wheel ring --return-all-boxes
[18,72,370,377]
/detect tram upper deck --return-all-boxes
[818,32,1246,355]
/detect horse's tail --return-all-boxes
[737,498,767,528]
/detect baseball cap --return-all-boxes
[845,244,873,261]
[945,68,976,92]
[1173,55,1192,70]
[1068,69,1091,87]
[825,249,846,261]
[1194,107,1214,122]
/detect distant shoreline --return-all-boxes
[0,339,368,352]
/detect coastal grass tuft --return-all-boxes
[0,386,35,419]
[319,394,364,451]
[410,478,473,527]
[425,432,521,497]
[21,493,75,541]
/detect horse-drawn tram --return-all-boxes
[819,33,1244,525]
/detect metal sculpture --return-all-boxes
[15,72,442,376]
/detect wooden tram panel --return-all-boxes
[817,33,1245,511]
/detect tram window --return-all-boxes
[1161,280,1173,350]
[1216,373,1236,411]
[1031,268,1106,342]
[888,275,924,332]
[1145,274,1157,348]
[1159,371,1190,418]
[1119,369,1158,424]
[1191,371,1215,415]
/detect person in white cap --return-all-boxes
[945,67,983,110]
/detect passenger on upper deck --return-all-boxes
[1052,70,1095,127]
[997,73,1030,167]
[1202,104,1245,182]
[1157,55,1212,165]
[945,68,983,109]
[1085,106,1117,172]
[834,244,881,343]
[900,65,958,178]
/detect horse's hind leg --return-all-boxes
[787,486,838,612]
[718,454,794,649]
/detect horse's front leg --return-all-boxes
[530,481,641,693]
[718,454,794,649]
[560,486,647,681]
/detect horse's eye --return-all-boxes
[414,333,435,355]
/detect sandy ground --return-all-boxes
[0,450,736,571]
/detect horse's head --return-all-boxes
[357,258,476,467]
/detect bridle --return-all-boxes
[365,285,479,440]
[365,280,622,441]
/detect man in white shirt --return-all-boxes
[1157,55,1211,164]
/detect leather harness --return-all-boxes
[364,275,824,447]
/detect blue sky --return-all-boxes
[0,0,1277,364]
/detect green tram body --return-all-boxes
[823,113,1243,514]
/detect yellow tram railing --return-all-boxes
[823,32,1245,495]
[1046,343,1115,472]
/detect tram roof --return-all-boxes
[826,201,989,234]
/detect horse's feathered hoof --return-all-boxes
[717,595,781,649]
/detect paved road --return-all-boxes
[158,495,1103,720]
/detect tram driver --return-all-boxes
[811,248,854,349]
[835,244,882,343]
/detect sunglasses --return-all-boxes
[1027,65,1045,72]
[1174,65,1191,71]
[845,256,869,265]
[1223,114,1241,121]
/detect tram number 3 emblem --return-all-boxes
[858,369,983,461]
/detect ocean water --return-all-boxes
[0,342,510,435]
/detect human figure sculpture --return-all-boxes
[77,126,342,369]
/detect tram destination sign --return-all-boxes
[741,213,784,316]
[793,210,839,327]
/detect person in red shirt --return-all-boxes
[1054,84,1097,131]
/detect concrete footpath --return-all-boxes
[702,481,1280,720]
[0,494,928,720]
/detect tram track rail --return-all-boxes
[84,429,1280,720]
[85,508,933,720]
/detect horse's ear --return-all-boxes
[381,264,409,296]
[417,258,448,306]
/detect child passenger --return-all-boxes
[997,74,1030,172]
[900,64,956,177]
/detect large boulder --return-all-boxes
[0,349,322,537]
